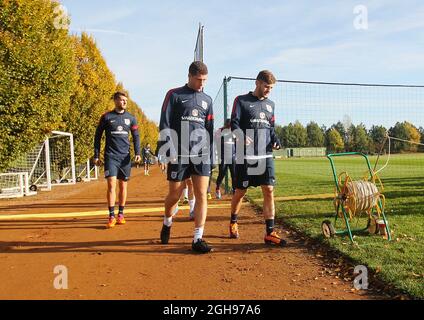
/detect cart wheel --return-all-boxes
[76,177,82,183]
[61,179,69,184]
[29,185,37,192]
[52,180,58,184]
[322,220,336,238]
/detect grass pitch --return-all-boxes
[248,154,424,298]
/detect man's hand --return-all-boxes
[273,142,281,150]
[160,162,167,172]
[134,155,142,164]
[94,158,103,167]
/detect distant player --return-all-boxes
[229,70,286,247]
[142,143,152,176]
[215,119,236,199]
[94,91,141,228]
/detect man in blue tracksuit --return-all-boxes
[94,91,141,228]
[158,61,214,253]
[142,143,152,176]
[229,70,286,247]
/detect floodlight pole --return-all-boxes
[223,77,230,195]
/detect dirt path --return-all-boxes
[0,166,384,300]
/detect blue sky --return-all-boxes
[61,0,424,127]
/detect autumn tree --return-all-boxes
[306,121,325,147]
[0,0,76,171]
[326,128,344,153]
[62,33,116,164]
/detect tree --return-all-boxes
[389,121,421,153]
[282,121,307,148]
[326,129,344,153]
[404,122,421,152]
[321,125,328,146]
[352,123,370,154]
[332,121,347,145]
[369,125,388,154]
[345,124,356,152]
[0,0,77,171]
[306,121,325,147]
[275,125,284,147]
[115,83,159,153]
[63,33,116,164]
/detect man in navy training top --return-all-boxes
[229,70,287,247]
[158,61,214,254]
[214,119,236,199]
[94,91,141,228]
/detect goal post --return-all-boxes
[0,172,36,199]
[48,131,76,186]
[76,159,98,182]
[2,131,76,195]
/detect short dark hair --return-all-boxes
[256,70,276,85]
[189,61,208,76]
[113,91,127,100]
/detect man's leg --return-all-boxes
[191,175,209,229]
[229,188,247,238]
[216,164,225,189]
[229,162,236,194]
[229,161,248,238]
[261,185,275,221]
[118,180,128,207]
[107,177,117,209]
[215,164,226,199]
[207,172,212,200]
[165,181,185,218]
[161,181,185,244]
[186,178,196,220]
[262,185,286,246]
[106,177,117,228]
[116,179,128,225]
[180,180,189,204]
[191,175,212,253]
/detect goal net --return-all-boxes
[2,131,76,196]
[76,159,98,182]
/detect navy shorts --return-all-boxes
[234,157,275,190]
[104,154,131,181]
[167,161,211,182]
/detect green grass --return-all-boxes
[247,154,424,299]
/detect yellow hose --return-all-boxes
[336,171,385,220]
